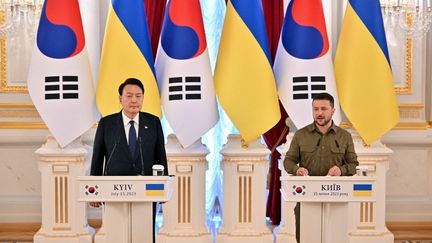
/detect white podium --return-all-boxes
[77,176,174,243]
[280,175,376,243]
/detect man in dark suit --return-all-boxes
[90,78,168,242]
[90,77,167,178]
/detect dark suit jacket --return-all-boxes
[91,111,168,176]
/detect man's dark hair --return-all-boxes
[118,78,145,95]
[312,92,334,108]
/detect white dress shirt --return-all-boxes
[122,111,139,144]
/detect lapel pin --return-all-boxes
[144,126,148,129]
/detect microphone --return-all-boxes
[138,136,144,175]
[104,138,119,176]
[335,140,340,148]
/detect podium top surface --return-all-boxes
[280,175,374,182]
[280,175,377,202]
[77,176,174,202]
[77,175,173,181]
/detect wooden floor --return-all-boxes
[0,222,39,243]
[388,222,432,242]
[0,221,431,242]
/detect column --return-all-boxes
[33,135,93,243]
[217,135,273,243]
[158,135,212,243]
[347,131,394,243]
[274,134,297,243]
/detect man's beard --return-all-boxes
[314,117,332,127]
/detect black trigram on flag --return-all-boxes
[44,76,79,100]
[292,76,326,100]
[168,76,201,101]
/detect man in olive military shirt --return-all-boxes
[283,92,358,242]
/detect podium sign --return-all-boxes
[281,175,376,202]
[280,175,377,243]
[77,176,173,202]
[77,176,174,243]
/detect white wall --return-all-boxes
[383,130,432,221]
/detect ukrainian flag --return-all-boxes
[334,0,399,145]
[353,184,372,197]
[96,0,161,117]
[145,184,165,197]
[214,0,280,145]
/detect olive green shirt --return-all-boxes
[284,122,358,176]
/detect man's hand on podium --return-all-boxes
[296,167,309,176]
[327,166,342,176]
[89,202,102,208]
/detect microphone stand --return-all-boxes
[104,140,118,176]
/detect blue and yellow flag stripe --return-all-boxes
[145,183,165,197]
[96,0,161,117]
[214,0,280,144]
[353,184,372,197]
[349,0,390,64]
[231,0,271,63]
[112,0,155,75]
[334,0,399,145]
[353,184,372,191]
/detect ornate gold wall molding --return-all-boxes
[0,110,39,117]
[340,102,428,130]
[398,104,425,122]
[0,103,40,118]
[393,122,429,130]
[398,104,424,109]
[395,37,413,94]
[0,15,28,93]
[0,122,46,129]
[0,5,29,93]
[0,121,98,129]
[0,103,34,108]
[399,110,421,119]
